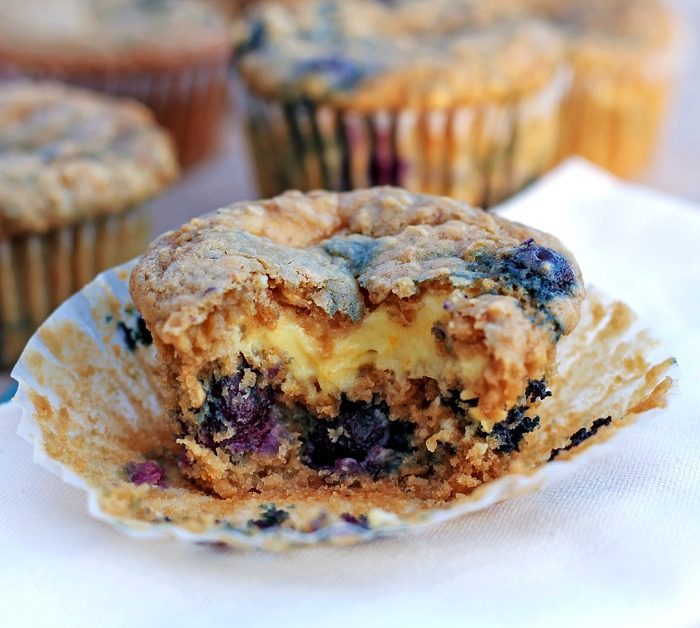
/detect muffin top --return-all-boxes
[0,81,178,238]
[524,0,679,75]
[529,0,676,47]
[131,186,584,343]
[236,0,566,109]
[0,0,231,69]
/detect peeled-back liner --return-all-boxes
[11,261,675,550]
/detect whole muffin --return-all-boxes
[235,0,570,207]
[527,0,681,178]
[0,0,232,167]
[0,81,178,366]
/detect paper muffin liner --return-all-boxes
[556,29,684,178]
[0,205,150,368]
[9,259,675,550]
[0,61,229,167]
[244,68,571,208]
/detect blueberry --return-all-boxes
[199,370,281,455]
[340,513,370,528]
[501,239,576,298]
[301,398,414,477]
[324,235,380,276]
[334,458,363,474]
[431,322,447,343]
[525,378,552,403]
[117,314,152,351]
[487,405,541,454]
[549,416,613,460]
[294,55,367,90]
[236,19,266,57]
[442,391,478,419]
[124,460,165,487]
[247,19,267,52]
[248,504,289,529]
[343,404,391,452]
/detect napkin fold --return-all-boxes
[1,160,699,628]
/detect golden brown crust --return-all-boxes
[236,0,566,109]
[527,0,677,51]
[131,187,583,344]
[0,81,178,238]
[0,0,231,70]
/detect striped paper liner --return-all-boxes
[0,204,150,367]
[244,68,571,208]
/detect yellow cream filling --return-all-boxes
[236,295,486,396]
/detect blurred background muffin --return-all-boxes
[203,0,264,22]
[526,0,681,178]
[0,81,178,366]
[235,0,570,208]
[0,0,232,167]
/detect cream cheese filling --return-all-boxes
[235,294,486,397]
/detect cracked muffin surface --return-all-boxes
[131,187,583,501]
[0,81,178,238]
[236,0,565,109]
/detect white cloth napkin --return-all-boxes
[1,160,699,628]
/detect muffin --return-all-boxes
[527,0,681,177]
[130,187,584,503]
[0,81,178,366]
[235,0,570,207]
[0,0,232,167]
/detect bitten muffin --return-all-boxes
[130,187,584,504]
[0,0,232,166]
[527,0,680,177]
[235,0,570,207]
[0,81,178,366]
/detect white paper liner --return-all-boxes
[10,260,675,551]
[244,68,571,208]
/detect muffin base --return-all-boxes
[10,262,675,549]
[244,69,570,207]
[0,204,150,367]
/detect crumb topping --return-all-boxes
[236,0,676,108]
[131,186,583,345]
[0,0,230,65]
[0,81,178,238]
[236,0,565,108]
